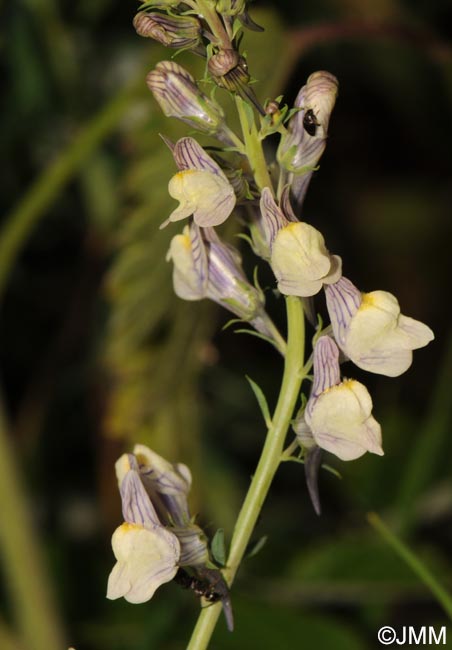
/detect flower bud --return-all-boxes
[278,71,338,172]
[216,0,246,16]
[168,223,264,323]
[278,71,338,210]
[208,49,242,79]
[208,49,264,114]
[134,12,202,49]
[147,61,227,136]
[168,223,280,345]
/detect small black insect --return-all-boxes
[303,108,319,136]
[175,566,234,631]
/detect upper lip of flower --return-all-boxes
[161,137,236,228]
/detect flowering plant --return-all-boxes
[106,1,434,647]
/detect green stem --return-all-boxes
[186,296,305,649]
[235,96,273,191]
[0,400,65,650]
[368,512,452,620]
[194,0,232,49]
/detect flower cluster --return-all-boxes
[107,445,209,604]
[110,0,435,627]
[134,0,434,456]
[107,444,234,629]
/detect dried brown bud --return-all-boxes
[207,49,241,78]
[265,101,280,116]
[133,12,201,49]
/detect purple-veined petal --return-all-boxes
[133,444,192,527]
[118,458,161,528]
[173,137,226,178]
[324,276,362,347]
[310,336,341,400]
[258,188,289,251]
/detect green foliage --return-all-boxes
[211,528,227,566]
[246,376,272,428]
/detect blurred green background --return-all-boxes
[1,0,452,648]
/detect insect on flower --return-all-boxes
[174,566,234,631]
[302,108,319,136]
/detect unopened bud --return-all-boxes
[265,101,280,116]
[277,71,338,174]
[208,49,241,78]
[146,61,226,135]
[216,0,246,16]
[133,12,201,49]
[208,49,265,115]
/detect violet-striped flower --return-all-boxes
[251,188,341,295]
[146,62,230,140]
[134,12,201,49]
[161,137,236,228]
[277,71,338,211]
[294,336,383,461]
[252,187,291,260]
[325,277,435,377]
[168,222,274,337]
[130,445,209,566]
[107,446,211,605]
[107,454,181,604]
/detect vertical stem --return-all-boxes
[186,296,305,649]
[0,400,65,650]
[235,96,273,191]
[194,0,232,49]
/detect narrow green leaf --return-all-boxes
[234,327,279,351]
[246,375,272,428]
[211,529,226,567]
[246,535,268,559]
